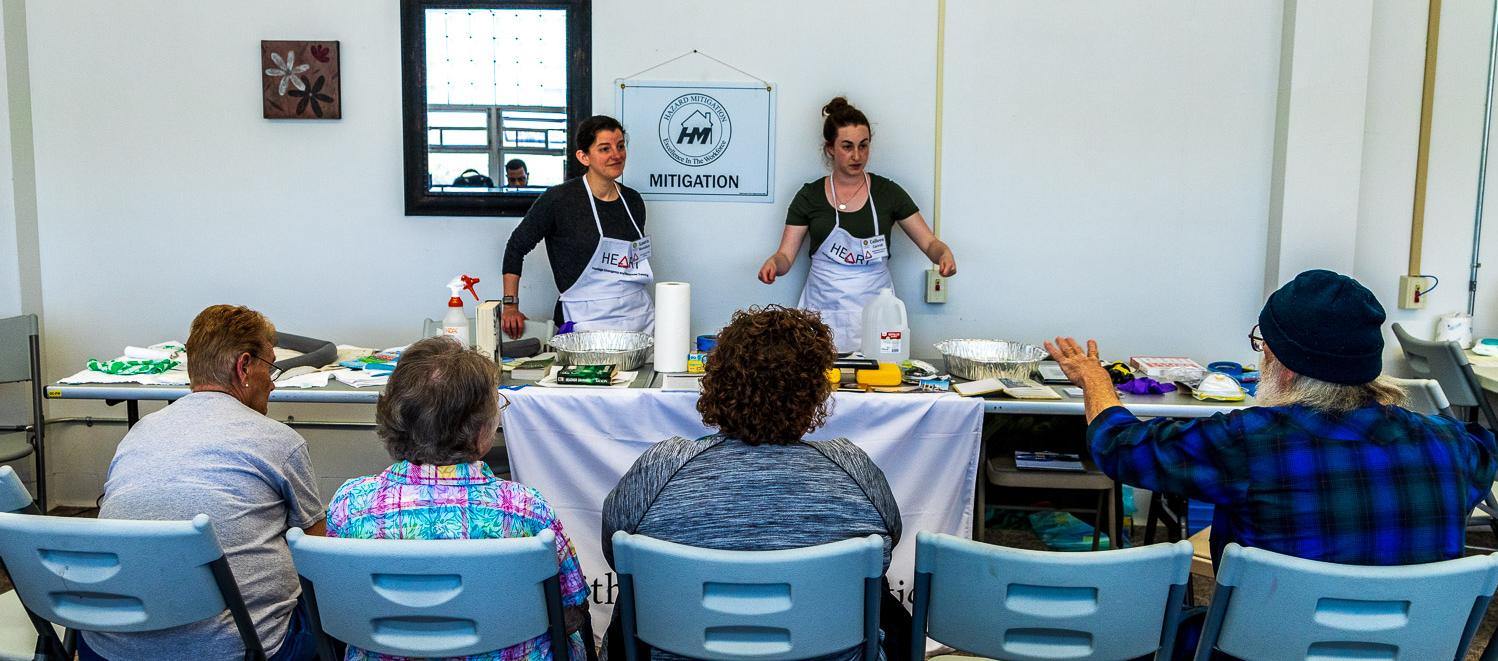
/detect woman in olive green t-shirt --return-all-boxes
[757,96,956,353]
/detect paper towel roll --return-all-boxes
[655,281,692,373]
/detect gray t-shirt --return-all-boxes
[85,391,324,660]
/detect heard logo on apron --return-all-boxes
[658,93,733,167]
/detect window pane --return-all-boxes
[503,153,566,188]
[502,129,549,150]
[426,8,566,107]
[442,129,489,147]
[429,153,492,189]
[429,110,487,128]
[428,129,441,146]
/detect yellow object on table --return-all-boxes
[826,368,843,384]
[856,362,902,387]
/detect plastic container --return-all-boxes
[442,275,479,348]
[860,288,910,363]
[442,302,470,348]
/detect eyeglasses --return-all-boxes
[251,354,282,381]
[1248,325,1264,353]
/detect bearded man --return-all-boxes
[1048,269,1497,567]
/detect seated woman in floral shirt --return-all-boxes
[327,336,590,661]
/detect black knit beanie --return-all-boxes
[1257,269,1385,385]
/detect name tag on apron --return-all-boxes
[631,236,652,264]
[861,235,889,261]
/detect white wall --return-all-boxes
[15,0,1498,505]
[938,1,1279,366]
[1355,0,1498,363]
[590,0,938,341]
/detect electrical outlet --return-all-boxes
[1398,275,1427,309]
[926,269,947,303]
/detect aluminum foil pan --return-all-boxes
[549,330,653,371]
[934,339,1049,381]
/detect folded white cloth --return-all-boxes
[331,368,388,388]
[273,371,331,388]
[123,345,176,361]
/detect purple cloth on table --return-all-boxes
[1117,377,1177,394]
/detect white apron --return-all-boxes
[798,174,892,352]
[558,177,655,333]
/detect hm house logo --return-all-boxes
[658,93,732,167]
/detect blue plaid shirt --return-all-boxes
[1089,403,1497,565]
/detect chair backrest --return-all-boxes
[1194,543,1498,661]
[1384,376,1454,416]
[1392,323,1494,424]
[0,466,32,513]
[0,314,37,384]
[0,512,264,657]
[612,532,885,661]
[286,528,568,659]
[912,532,1192,661]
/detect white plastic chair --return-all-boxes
[612,531,885,661]
[911,532,1192,661]
[0,513,265,661]
[1194,543,1498,661]
[0,466,61,661]
[286,528,577,661]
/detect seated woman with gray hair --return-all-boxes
[326,336,590,661]
[600,305,907,661]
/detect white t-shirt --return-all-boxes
[85,391,324,660]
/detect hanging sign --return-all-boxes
[616,80,776,203]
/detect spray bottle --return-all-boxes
[442,274,481,347]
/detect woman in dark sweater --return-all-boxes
[601,305,907,661]
[500,115,654,338]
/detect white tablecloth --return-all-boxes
[501,387,985,636]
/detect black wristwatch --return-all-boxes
[502,295,518,306]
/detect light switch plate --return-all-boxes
[926,269,947,303]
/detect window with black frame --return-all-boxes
[401,0,591,216]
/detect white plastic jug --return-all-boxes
[861,288,910,362]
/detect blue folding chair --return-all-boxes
[910,532,1192,661]
[286,528,580,661]
[612,532,885,661]
[0,465,60,661]
[0,512,265,661]
[1194,543,1498,661]
[0,466,33,515]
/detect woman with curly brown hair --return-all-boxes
[600,305,905,661]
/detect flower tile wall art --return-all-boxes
[262,40,341,119]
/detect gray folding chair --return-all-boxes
[1386,331,1498,538]
[0,315,43,514]
[1392,323,1497,428]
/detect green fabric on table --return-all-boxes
[86,358,179,375]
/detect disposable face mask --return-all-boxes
[1192,372,1246,401]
